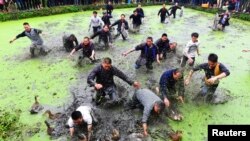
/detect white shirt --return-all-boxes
[90,16,104,27]
[183,40,200,58]
[67,106,93,128]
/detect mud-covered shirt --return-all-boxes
[192,63,230,79]
[87,64,134,88]
[129,14,143,25]
[67,106,92,128]
[183,40,200,58]
[158,8,170,17]
[154,38,170,53]
[134,89,162,123]
[159,69,184,98]
[111,19,129,31]
[75,42,94,57]
[63,34,78,46]
[90,30,113,43]
[16,28,43,45]
[135,43,158,61]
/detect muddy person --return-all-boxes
[158,3,170,23]
[129,10,143,32]
[106,1,114,16]
[155,33,177,60]
[169,3,181,19]
[122,37,160,70]
[90,25,113,49]
[180,32,200,68]
[68,37,96,66]
[185,53,230,102]
[128,88,165,136]
[9,22,48,57]
[218,11,230,31]
[62,34,78,52]
[110,14,129,40]
[67,106,97,141]
[159,68,184,121]
[87,57,140,105]
[89,11,104,34]
[135,4,145,18]
[102,12,112,26]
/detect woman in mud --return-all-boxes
[159,68,185,121]
[90,25,113,49]
[9,22,48,57]
[87,57,140,105]
[185,53,230,102]
[122,37,160,70]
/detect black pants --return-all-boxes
[135,57,154,70]
[181,55,195,67]
[93,26,101,34]
[95,85,117,104]
[160,15,166,23]
[170,10,177,18]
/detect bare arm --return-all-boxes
[142,123,148,136]
[87,125,92,141]
[69,48,76,56]
[122,48,135,56]
[69,127,74,137]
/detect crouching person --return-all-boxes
[63,34,78,52]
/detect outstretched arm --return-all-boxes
[10,31,26,43]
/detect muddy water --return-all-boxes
[0,6,250,141]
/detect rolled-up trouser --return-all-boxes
[135,56,153,70]
[30,43,45,56]
[180,55,195,67]
[92,26,101,34]
[160,15,166,23]
[96,85,118,102]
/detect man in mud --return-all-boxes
[159,68,184,121]
[68,37,96,66]
[67,106,97,141]
[9,22,48,57]
[90,25,113,48]
[106,1,114,16]
[218,11,230,31]
[122,37,160,70]
[87,57,140,105]
[155,33,177,60]
[102,11,112,26]
[135,4,145,18]
[158,3,170,23]
[128,88,165,136]
[169,3,181,19]
[129,10,143,32]
[62,34,78,52]
[89,11,104,34]
[185,53,230,102]
[110,14,129,40]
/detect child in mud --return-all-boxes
[180,32,200,68]
[185,53,230,102]
[90,25,113,49]
[62,34,78,52]
[110,14,129,40]
[129,10,143,33]
[87,57,140,105]
[122,37,160,70]
[169,3,182,19]
[68,37,96,66]
[159,68,185,121]
[158,3,170,23]
[9,22,48,57]
[128,88,165,136]
[89,11,104,34]
[155,33,177,60]
[67,106,97,141]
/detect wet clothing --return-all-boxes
[90,29,113,45]
[106,4,113,15]
[63,34,78,52]
[102,15,112,26]
[159,69,184,99]
[134,43,158,70]
[158,8,170,23]
[154,38,170,58]
[132,89,162,123]
[129,14,143,26]
[169,5,181,18]
[135,7,145,17]
[89,16,104,33]
[67,106,93,128]
[181,40,200,67]
[219,14,230,27]
[75,42,94,58]
[16,28,43,45]
[111,19,129,40]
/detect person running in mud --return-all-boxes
[89,11,104,34]
[62,34,78,52]
[122,37,160,70]
[68,37,96,66]
[181,32,200,68]
[87,57,140,105]
[102,12,112,26]
[9,22,48,57]
[106,1,114,16]
[169,3,181,19]
[67,106,97,141]
[185,53,230,102]
[159,68,184,121]
[218,11,230,31]
[135,4,145,18]
[158,3,170,23]
[128,88,165,136]
[110,14,129,40]
[129,10,143,32]
[154,33,177,60]
[90,25,113,48]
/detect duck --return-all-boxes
[44,120,54,136]
[43,110,62,120]
[111,129,120,141]
[169,130,183,141]
[30,95,44,114]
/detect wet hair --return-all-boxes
[71,111,82,120]
[93,11,97,14]
[84,36,90,41]
[162,33,167,37]
[191,32,199,38]
[103,57,112,64]
[208,53,218,63]
[23,22,29,25]
[121,14,125,17]
[147,37,153,41]
[155,101,165,114]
